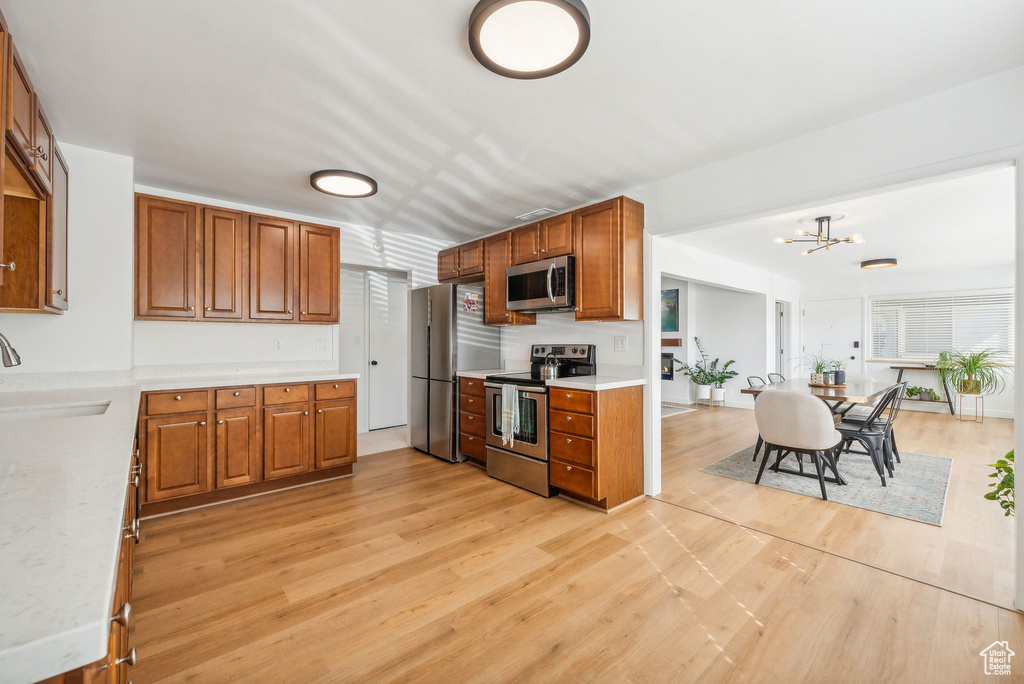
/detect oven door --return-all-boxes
[506,256,574,311]
[485,383,548,461]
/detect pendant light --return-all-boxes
[309,170,378,198]
[774,215,863,256]
[469,0,591,79]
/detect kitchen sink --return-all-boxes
[0,401,110,424]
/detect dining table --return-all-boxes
[741,373,895,415]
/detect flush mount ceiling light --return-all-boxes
[469,0,591,79]
[309,170,378,198]
[774,215,863,256]
[861,258,897,270]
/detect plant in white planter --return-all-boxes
[675,338,736,406]
[804,354,830,385]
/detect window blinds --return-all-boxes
[868,291,1014,362]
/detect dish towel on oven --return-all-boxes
[501,383,520,447]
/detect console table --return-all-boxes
[889,364,954,416]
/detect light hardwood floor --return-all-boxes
[659,405,1016,609]
[131,432,1022,682]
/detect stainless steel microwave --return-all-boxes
[506,255,575,312]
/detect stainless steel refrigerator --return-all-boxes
[410,284,501,462]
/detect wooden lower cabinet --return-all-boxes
[315,399,356,468]
[458,378,487,464]
[263,404,311,479]
[143,412,211,502]
[215,407,259,488]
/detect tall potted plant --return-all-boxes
[937,349,1007,395]
[675,338,736,405]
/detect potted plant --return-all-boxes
[937,349,1007,395]
[805,354,829,385]
[675,338,736,405]
[832,359,846,385]
[985,449,1014,517]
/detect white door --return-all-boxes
[802,298,864,373]
[366,270,409,430]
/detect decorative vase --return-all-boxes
[834,370,846,385]
[696,384,712,403]
[811,372,824,385]
[711,387,726,404]
[824,371,835,386]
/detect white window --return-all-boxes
[868,290,1014,362]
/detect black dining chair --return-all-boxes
[747,376,767,462]
[835,383,905,486]
[842,381,907,466]
[767,373,785,384]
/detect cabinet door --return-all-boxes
[458,239,484,277]
[215,407,259,488]
[45,145,68,310]
[483,232,535,327]
[249,216,296,320]
[574,198,623,321]
[510,223,541,265]
[202,208,245,320]
[541,213,573,257]
[437,246,459,282]
[5,42,33,164]
[30,97,52,194]
[135,195,198,318]
[263,405,311,479]
[298,224,339,322]
[315,399,356,468]
[143,412,211,502]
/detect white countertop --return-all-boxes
[0,372,360,683]
[546,375,646,391]
[455,369,518,380]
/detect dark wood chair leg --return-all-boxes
[755,444,773,484]
[812,451,828,500]
[752,435,764,462]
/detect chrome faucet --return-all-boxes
[0,332,21,367]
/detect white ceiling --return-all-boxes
[5,1,1024,240]
[671,166,1015,279]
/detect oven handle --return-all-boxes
[546,262,555,302]
[484,382,548,395]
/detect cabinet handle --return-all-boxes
[115,647,137,667]
[29,145,48,161]
[188,305,195,311]
[111,602,131,628]
[468,398,474,403]
[123,519,139,537]
[333,384,339,389]
[532,250,538,255]
[174,395,182,400]
[130,475,140,488]
[566,438,572,444]
[200,421,207,426]
[304,410,309,415]
[205,306,211,311]
[217,419,224,424]
[131,465,142,475]
[52,289,62,296]
[566,465,572,471]
[233,391,240,397]
[288,309,293,314]
[285,387,291,393]
[541,248,547,253]
[0,260,14,271]
[467,416,474,421]
[317,409,323,414]
[301,311,307,315]
[565,416,572,421]
[566,393,572,398]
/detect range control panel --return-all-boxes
[530,344,595,360]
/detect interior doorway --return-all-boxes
[366,270,408,430]
[774,301,788,375]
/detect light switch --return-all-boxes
[614,336,628,352]
[315,338,329,352]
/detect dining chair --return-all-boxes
[754,390,843,500]
[835,383,905,486]
[841,381,907,466]
[767,373,785,384]
[747,376,767,461]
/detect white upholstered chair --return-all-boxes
[753,390,843,500]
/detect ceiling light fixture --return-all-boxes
[861,258,897,270]
[469,0,591,79]
[774,215,863,256]
[309,170,378,198]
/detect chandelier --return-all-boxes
[775,215,863,255]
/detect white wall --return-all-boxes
[339,266,368,430]
[500,314,644,370]
[691,283,765,408]
[0,143,135,378]
[660,276,689,403]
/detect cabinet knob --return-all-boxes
[200,421,207,426]
[285,387,291,392]
[233,391,240,397]
[111,602,131,628]
[467,415,473,421]
[217,419,224,424]
[124,525,139,542]
[333,384,339,389]
[301,311,307,315]
[317,409,323,414]
[566,438,572,444]
[468,436,474,442]
[541,248,547,253]
[174,395,182,400]
[52,288,62,296]
[122,519,139,537]
[304,410,309,415]
[532,250,538,255]
[566,465,572,471]
[115,647,137,667]
[468,398,474,403]
[188,305,195,311]
[566,393,572,398]
[565,415,572,421]
[205,306,211,311]
[288,309,293,314]
[130,474,140,488]
[0,260,15,271]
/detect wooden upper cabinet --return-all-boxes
[135,195,198,318]
[483,232,534,327]
[30,97,52,194]
[510,223,541,265]
[214,407,259,488]
[437,246,459,282]
[541,213,574,257]
[458,239,485,277]
[143,412,211,502]
[298,223,339,323]
[6,42,32,165]
[315,399,356,468]
[264,405,311,479]
[202,208,245,320]
[45,144,68,310]
[574,197,644,322]
[249,215,296,320]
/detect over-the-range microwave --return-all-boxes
[506,255,575,313]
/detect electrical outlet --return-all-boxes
[273,338,283,352]
[315,338,329,352]
[614,336,628,352]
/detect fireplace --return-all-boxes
[661,353,674,380]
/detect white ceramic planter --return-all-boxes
[711,387,726,403]
[696,384,712,401]
[810,372,824,385]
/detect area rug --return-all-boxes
[700,446,952,526]
[662,404,696,418]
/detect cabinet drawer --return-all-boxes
[316,380,355,400]
[264,383,310,405]
[216,387,256,408]
[550,458,595,498]
[460,377,485,397]
[550,430,594,467]
[550,410,594,438]
[460,411,485,438]
[460,432,485,461]
[146,390,209,415]
[459,393,485,416]
[550,389,594,415]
